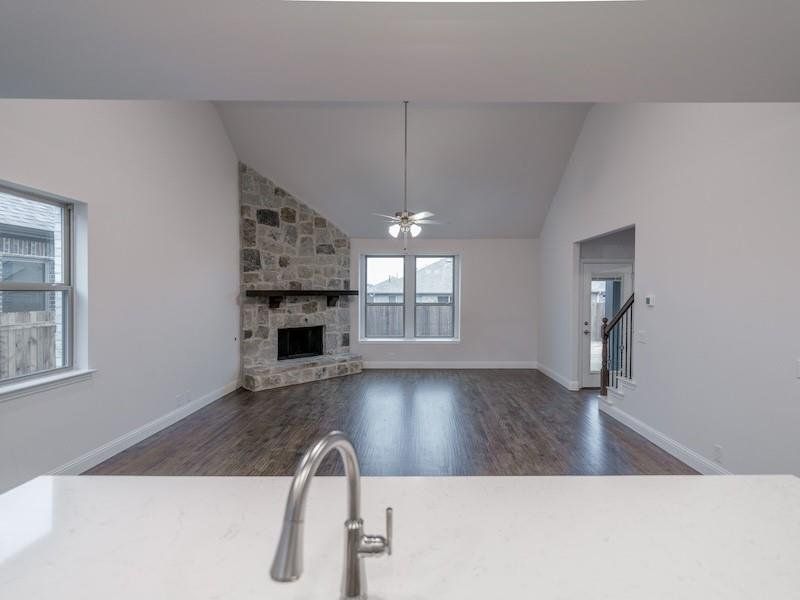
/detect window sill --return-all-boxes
[0,368,96,404]
[359,338,461,344]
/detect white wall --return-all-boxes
[350,238,538,367]
[580,227,635,261]
[0,101,240,492]
[538,104,800,474]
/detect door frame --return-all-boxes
[579,260,634,389]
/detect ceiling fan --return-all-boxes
[374,101,439,246]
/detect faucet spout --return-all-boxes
[270,431,392,600]
[270,431,361,582]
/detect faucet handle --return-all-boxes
[358,507,394,558]
[385,507,393,556]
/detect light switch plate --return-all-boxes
[636,330,647,344]
[645,294,656,306]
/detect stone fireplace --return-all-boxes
[238,163,362,391]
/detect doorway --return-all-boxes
[580,263,633,388]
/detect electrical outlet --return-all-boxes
[713,445,723,464]
[636,329,648,344]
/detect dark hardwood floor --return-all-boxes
[87,370,695,476]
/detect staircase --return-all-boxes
[601,293,634,396]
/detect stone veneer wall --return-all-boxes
[239,163,351,369]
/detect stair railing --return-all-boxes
[601,293,634,396]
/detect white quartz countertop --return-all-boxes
[1,475,799,599]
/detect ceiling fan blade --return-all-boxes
[414,220,441,225]
[411,211,434,220]
[372,212,400,220]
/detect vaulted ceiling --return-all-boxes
[217,102,589,238]
[1,1,799,101]
[5,1,798,238]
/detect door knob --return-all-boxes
[583,329,590,335]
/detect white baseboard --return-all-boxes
[50,379,240,475]
[606,386,624,405]
[536,363,580,391]
[363,361,538,369]
[599,403,731,475]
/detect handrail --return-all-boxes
[604,293,634,333]
[601,293,634,396]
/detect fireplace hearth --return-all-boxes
[278,325,324,361]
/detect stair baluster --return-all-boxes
[601,293,634,396]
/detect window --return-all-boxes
[365,256,405,337]
[362,254,459,340]
[0,186,72,383]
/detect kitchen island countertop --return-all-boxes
[1,475,799,599]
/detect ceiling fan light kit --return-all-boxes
[376,101,438,247]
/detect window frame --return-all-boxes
[0,183,74,384]
[360,252,460,342]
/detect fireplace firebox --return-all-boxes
[277,325,324,361]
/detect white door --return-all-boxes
[580,263,633,388]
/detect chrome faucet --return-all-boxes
[270,431,392,600]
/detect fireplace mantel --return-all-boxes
[245,289,359,308]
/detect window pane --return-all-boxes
[415,305,454,337]
[365,256,404,337]
[415,257,453,296]
[589,278,623,372]
[415,257,454,337]
[365,305,404,337]
[366,256,404,304]
[0,290,68,381]
[0,192,64,284]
